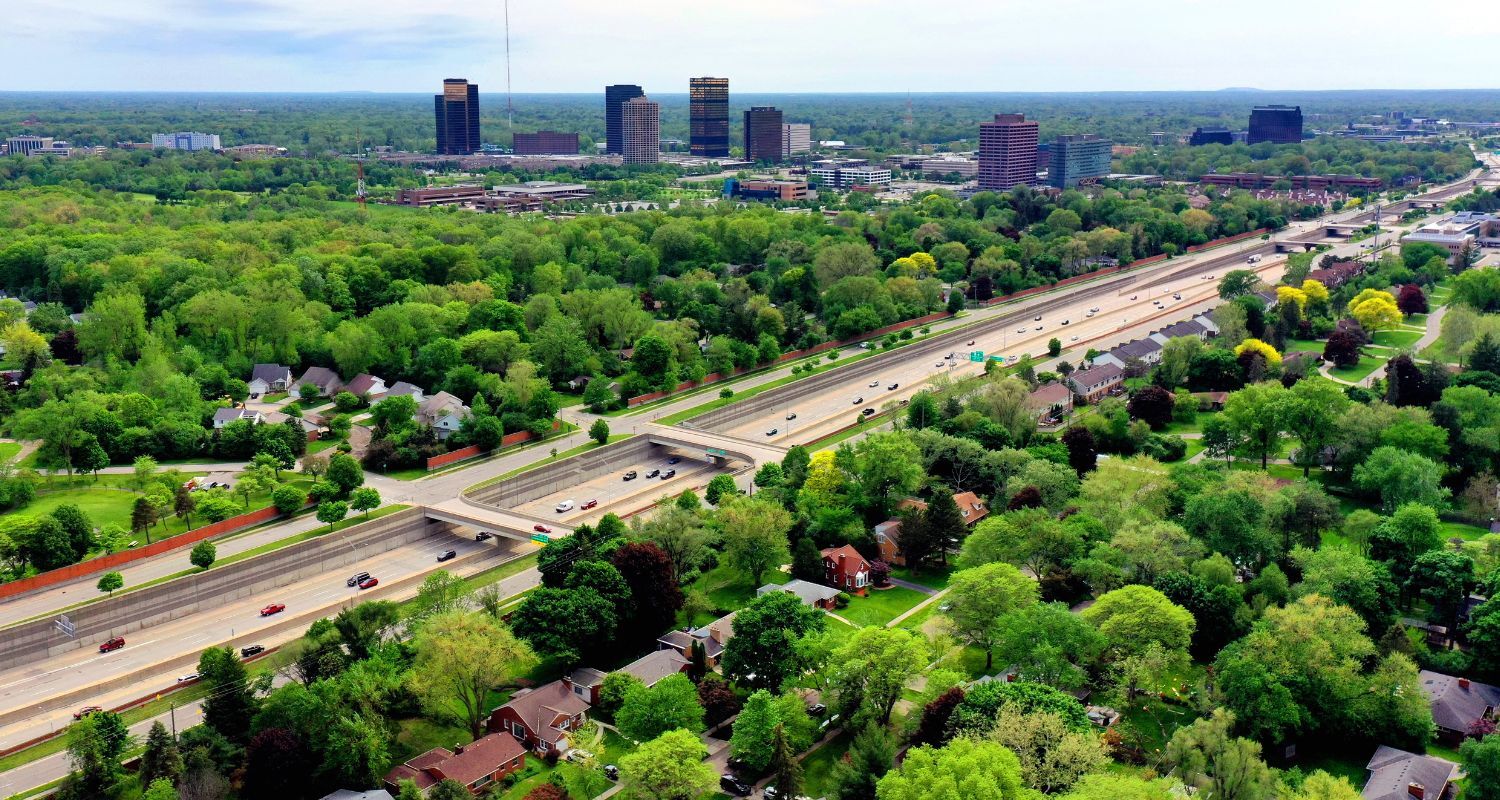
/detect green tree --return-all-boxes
[988,704,1108,794]
[943,562,1038,671]
[617,729,717,800]
[617,673,705,743]
[1082,584,1195,660]
[704,474,739,506]
[409,611,537,739]
[510,587,617,666]
[830,725,898,800]
[876,738,1028,800]
[730,690,780,773]
[1224,383,1288,470]
[349,487,380,517]
[189,541,216,570]
[1165,710,1274,800]
[96,571,123,597]
[827,626,929,727]
[717,495,792,585]
[768,724,803,798]
[139,721,183,789]
[62,711,133,799]
[589,418,611,446]
[270,484,307,515]
[1460,734,1500,800]
[1354,446,1449,512]
[316,500,348,531]
[993,603,1106,690]
[1279,377,1350,477]
[721,592,826,690]
[199,646,257,743]
[791,537,824,582]
[142,778,179,800]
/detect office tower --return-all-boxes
[689,77,729,158]
[1248,105,1303,145]
[433,78,481,155]
[620,96,660,164]
[5,135,54,157]
[512,131,580,155]
[150,132,221,151]
[977,113,1039,191]
[782,123,811,159]
[1189,126,1234,146]
[743,106,784,163]
[1048,134,1112,188]
[605,84,645,155]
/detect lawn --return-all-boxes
[494,729,629,800]
[838,586,929,627]
[0,441,20,463]
[1161,409,1221,436]
[26,473,213,541]
[800,731,854,799]
[1284,338,1326,354]
[1180,438,1206,461]
[682,563,789,626]
[1372,329,1424,349]
[888,565,953,590]
[1328,354,1384,382]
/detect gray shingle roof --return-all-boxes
[1067,362,1123,393]
[1109,338,1162,361]
[1362,745,1456,800]
[1420,670,1500,733]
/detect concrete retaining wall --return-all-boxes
[0,507,446,673]
[465,437,661,510]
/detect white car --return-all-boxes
[177,673,199,683]
[868,380,879,387]
[555,500,575,513]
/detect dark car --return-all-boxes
[475,531,492,541]
[260,603,286,617]
[667,457,681,465]
[73,706,103,720]
[437,549,457,562]
[240,645,265,658]
[661,469,676,480]
[852,397,863,405]
[357,577,379,590]
[766,428,778,436]
[346,571,371,588]
[785,412,797,420]
[862,407,875,416]
[646,468,660,479]
[887,383,899,390]
[623,470,638,481]
[98,637,125,653]
[807,702,828,716]
[719,775,753,797]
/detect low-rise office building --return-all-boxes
[725,178,809,201]
[512,131,579,155]
[809,164,891,189]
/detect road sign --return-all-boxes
[969,351,984,362]
[705,447,727,457]
[55,615,75,637]
[989,354,1007,363]
[530,533,550,545]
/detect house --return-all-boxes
[658,612,737,667]
[383,381,426,404]
[1420,670,1500,745]
[418,391,471,440]
[382,733,526,796]
[822,545,871,595]
[1148,319,1209,346]
[1099,338,1163,370]
[294,366,343,397]
[1026,382,1073,423]
[567,375,594,391]
[486,679,590,756]
[564,668,608,706]
[248,363,292,396]
[263,410,325,441]
[953,491,990,526]
[344,373,387,400]
[757,579,841,610]
[320,791,394,800]
[1360,745,1457,800]
[874,519,907,566]
[1066,362,1125,403]
[620,648,693,686]
[213,408,264,429]
[1192,391,1229,411]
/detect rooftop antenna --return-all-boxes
[504,0,514,132]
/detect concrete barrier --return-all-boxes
[0,508,446,673]
[465,437,660,511]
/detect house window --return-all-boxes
[855,572,867,588]
[512,721,525,738]
[474,776,492,789]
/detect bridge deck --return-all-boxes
[424,498,571,540]
[641,423,788,467]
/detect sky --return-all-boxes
[4,0,1497,94]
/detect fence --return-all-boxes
[0,505,284,601]
[424,421,563,470]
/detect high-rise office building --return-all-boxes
[977,113,1039,191]
[1048,134,1113,188]
[151,132,221,151]
[689,77,729,158]
[1248,105,1303,145]
[434,79,481,156]
[605,84,645,155]
[1189,126,1234,146]
[782,123,811,159]
[620,96,660,164]
[512,131,579,155]
[744,106,784,163]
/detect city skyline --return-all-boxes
[4,0,1498,93]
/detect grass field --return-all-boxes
[682,563,789,626]
[0,441,21,463]
[26,473,212,540]
[1328,354,1384,382]
[839,586,929,627]
[1373,329,1424,348]
[800,731,854,799]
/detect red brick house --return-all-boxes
[486,679,590,755]
[382,733,526,796]
[821,545,871,595]
[877,493,989,565]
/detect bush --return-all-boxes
[271,485,307,515]
[836,592,852,609]
[719,388,733,399]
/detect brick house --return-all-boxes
[821,545,871,595]
[876,492,989,565]
[486,679,590,756]
[1026,382,1073,423]
[657,612,737,667]
[1065,362,1124,403]
[952,491,990,526]
[382,733,526,796]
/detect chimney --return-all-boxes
[1006,673,1016,683]
[838,553,846,572]
[1461,678,1472,689]
[455,743,465,755]
[1408,781,1425,800]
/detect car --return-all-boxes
[1130,295,1138,300]
[475,531,492,541]
[99,637,125,653]
[661,469,676,480]
[938,602,953,612]
[1071,336,1079,341]
[1017,328,1027,334]
[534,523,553,534]
[261,603,286,617]
[852,397,863,405]
[785,412,797,420]
[1090,307,1100,313]
[935,361,945,367]
[807,702,828,716]
[888,383,899,390]
[1173,293,1182,300]
[240,645,265,658]
[177,673,199,683]
[555,499,575,513]
[346,571,371,587]
[766,428,779,436]
[967,339,975,346]
[357,577,379,590]
[73,706,103,720]
[859,342,871,350]
[667,456,681,465]
[603,764,619,781]
[1034,315,1042,321]
[946,352,955,359]
[1086,311,1095,317]
[565,749,595,764]
[623,470,637,480]
[646,468,660,478]
[582,499,598,510]
[720,775,753,797]
[868,380,880,387]
[862,408,875,416]
[437,549,457,562]
[1061,319,1069,325]
[1035,325,1043,331]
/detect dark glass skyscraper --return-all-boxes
[433,78,481,156]
[1248,105,1303,145]
[743,106,783,164]
[689,77,729,158]
[605,84,645,155]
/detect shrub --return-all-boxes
[836,592,852,609]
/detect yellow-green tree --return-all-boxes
[1234,338,1283,368]
[1350,295,1403,332]
[1300,279,1330,310]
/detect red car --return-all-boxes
[260,603,286,617]
[533,523,552,534]
[357,577,379,590]
[581,499,598,510]
[98,637,125,653]
[73,706,103,720]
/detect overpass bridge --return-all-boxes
[641,423,788,467]
[424,497,568,540]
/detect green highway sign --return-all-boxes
[531,533,550,544]
[969,351,984,362]
[989,354,1007,363]
[706,447,727,457]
